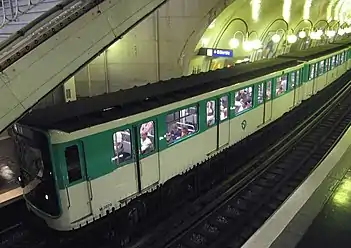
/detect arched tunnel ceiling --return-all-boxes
[71,0,351,98]
[186,0,351,73]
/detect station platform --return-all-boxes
[242,125,351,248]
[297,169,351,247]
[0,135,22,207]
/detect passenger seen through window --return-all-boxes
[276,75,287,96]
[139,121,155,155]
[220,96,228,120]
[140,121,154,136]
[318,61,325,76]
[266,81,272,100]
[257,83,264,104]
[112,129,132,164]
[309,65,315,80]
[234,87,252,114]
[166,106,198,144]
[207,100,216,126]
[296,70,300,86]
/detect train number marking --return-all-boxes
[241,120,247,130]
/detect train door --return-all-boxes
[294,69,303,106]
[263,80,273,123]
[133,119,160,191]
[206,98,218,154]
[290,71,297,108]
[64,142,92,222]
[217,94,230,148]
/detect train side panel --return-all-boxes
[30,51,351,231]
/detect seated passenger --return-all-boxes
[207,102,215,126]
[113,132,124,155]
[166,132,173,144]
[220,103,227,120]
[140,132,153,154]
[277,86,284,95]
[112,132,125,163]
[141,121,154,136]
[181,126,189,137]
[235,100,243,113]
[266,89,271,99]
[170,124,181,140]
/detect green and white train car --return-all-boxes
[13,42,351,231]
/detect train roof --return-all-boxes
[279,42,350,61]
[19,57,300,132]
[19,42,348,133]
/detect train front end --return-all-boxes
[12,123,64,229]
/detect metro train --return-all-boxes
[12,41,351,231]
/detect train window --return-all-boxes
[336,54,340,66]
[276,75,287,96]
[296,70,300,86]
[326,58,330,71]
[266,81,272,100]
[290,72,296,89]
[309,64,315,80]
[112,129,132,164]
[234,87,253,114]
[341,52,345,64]
[140,121,155,155]
[65,145,82,183]
[257,83,264,105]
[331,56,336,69]
[166,105,198,144]
[220,96,228,121]
[206,100,216,127]
[318,60,325,76]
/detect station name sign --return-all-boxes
[198,48,234,58]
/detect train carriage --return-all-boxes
[12,41,351,231]
[280,44,350,101]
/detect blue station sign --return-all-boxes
[198,48,234,58]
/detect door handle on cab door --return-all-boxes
[87,179,93,201]
[65,187,71,208]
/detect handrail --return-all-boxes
[0,0,40,29]
[0,0,162,72]
[0,0,75,50]
[0,0,91,71]
[0,0,6,27]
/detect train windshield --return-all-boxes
[13,124,60,216]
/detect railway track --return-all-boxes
[1,73,351,248]
[135,82,351,248]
